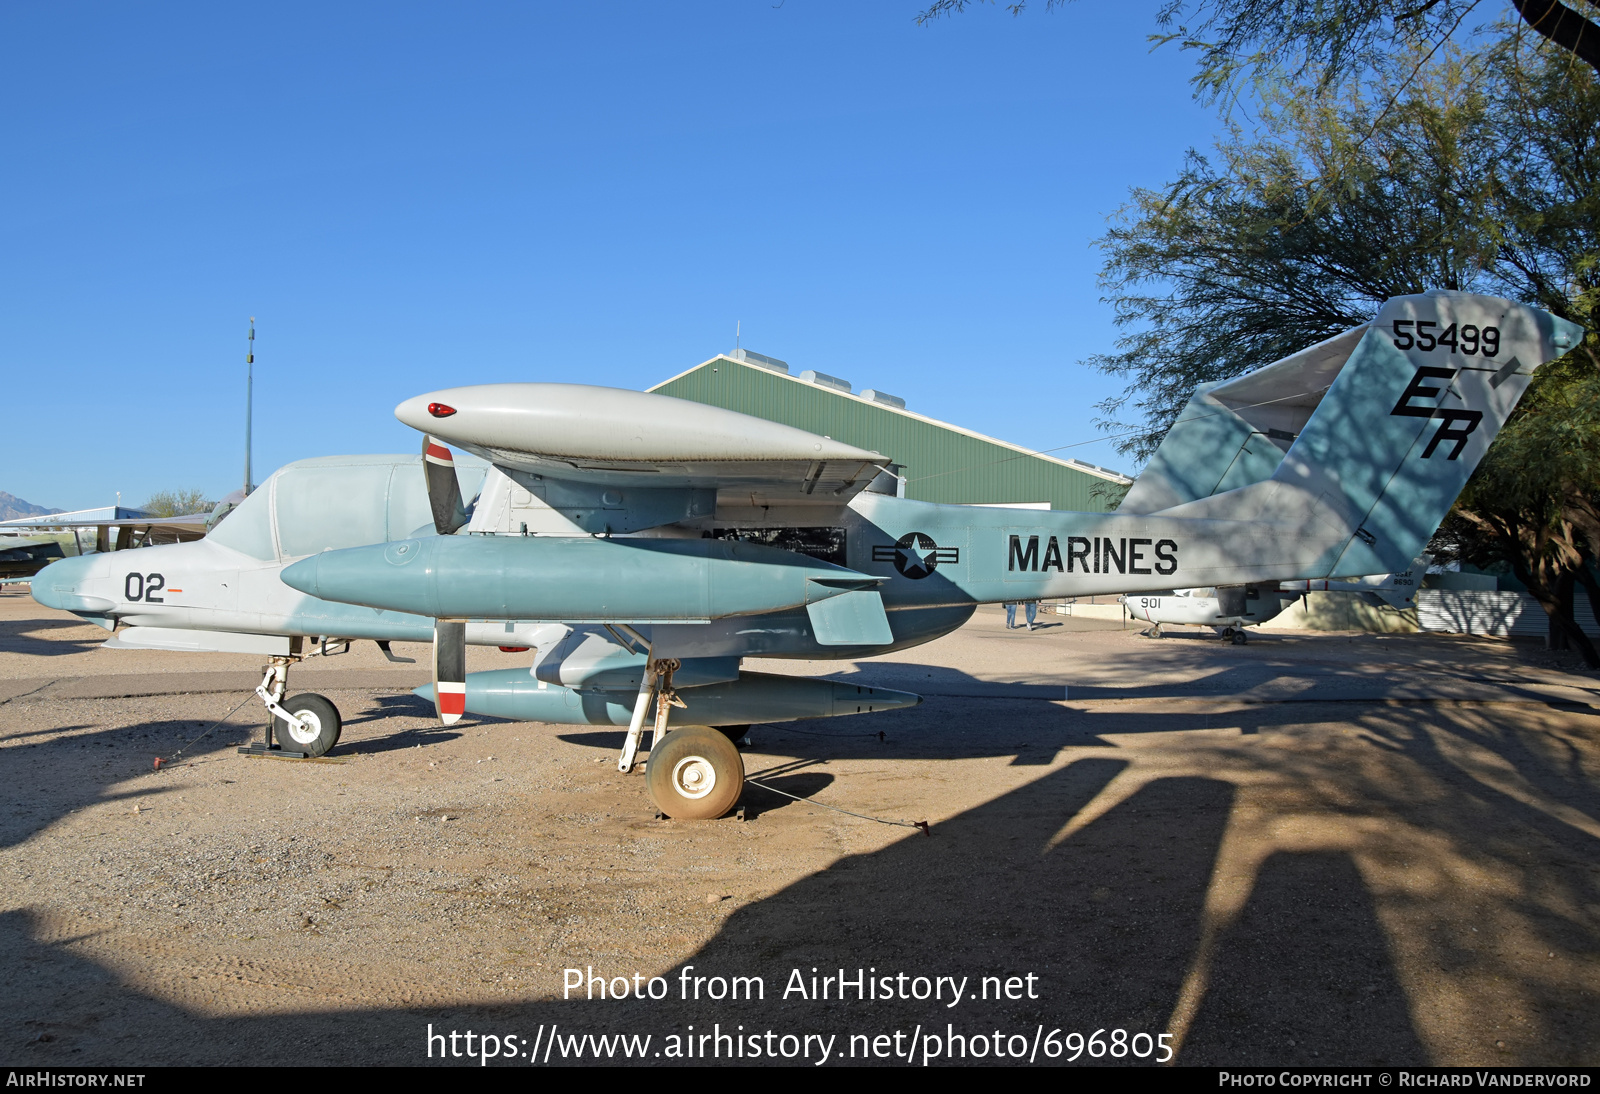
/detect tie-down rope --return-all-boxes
[743,770,930,836]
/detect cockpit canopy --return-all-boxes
[208,454,486,562]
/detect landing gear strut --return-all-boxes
[237,650,342,758]
[618,658,682,774]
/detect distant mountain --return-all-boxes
[0,492,65,522]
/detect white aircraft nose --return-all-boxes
[29,555,114,614]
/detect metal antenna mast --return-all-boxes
[244,317,256,495]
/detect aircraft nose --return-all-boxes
[30,554,114,614]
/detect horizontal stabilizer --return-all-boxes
[806,589,894,646]
[1121,325,1368,514]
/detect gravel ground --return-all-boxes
[1,585,1597,1067]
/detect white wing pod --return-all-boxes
[396,383,886,500]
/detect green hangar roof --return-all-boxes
[650,351,1131,512]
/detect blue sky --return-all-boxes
[2,1,1223,510]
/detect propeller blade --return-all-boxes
[434,619,467,724]
[423,436,467,535]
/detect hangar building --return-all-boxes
[651,350,1130,512]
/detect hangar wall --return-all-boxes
[651,354,1129,512]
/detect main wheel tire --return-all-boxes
[274,693,341,757]
[1231,629,1248,645]
[646,726,744,820]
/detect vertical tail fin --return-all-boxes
[1286,293,1580,575]
[1143,292,1584,577]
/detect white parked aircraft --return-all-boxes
[1122,561,1423,643]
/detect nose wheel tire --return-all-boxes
[646,726,744,820]
[274,693,342,757]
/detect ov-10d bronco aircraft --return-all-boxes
[1121,561,1424,643]
[31,292,1583,820]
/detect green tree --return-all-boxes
[141,488,212,518]
[916,1,1600,90]
[917,2,1600,657]
[1085,38,1600,660]
[1088,55,1502,460]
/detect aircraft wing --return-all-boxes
[0,514,212,532]
[396,384,893,534]
[1,507,211,554]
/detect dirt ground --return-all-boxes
[1,584,1597,1067]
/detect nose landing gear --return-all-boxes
[238,651,342,758]
[273,693,342,757]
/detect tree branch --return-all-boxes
[1511,0,1600,73]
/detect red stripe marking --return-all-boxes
[426,442,453,461]
[439,692,466,715]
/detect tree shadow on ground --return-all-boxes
[6,739,1581,1066]
[0,759,1267,1066]
[1181,850,1428,1065]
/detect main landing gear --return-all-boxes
[1220,626,1249,646]
[618,658,745,820]
[238,651,343,759]
[646,726,745,822]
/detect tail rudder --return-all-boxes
[1282,292,1580,575]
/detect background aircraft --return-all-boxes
[0,505,212,579]
[1122,562,1423,643]
[29,291,1583,820]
